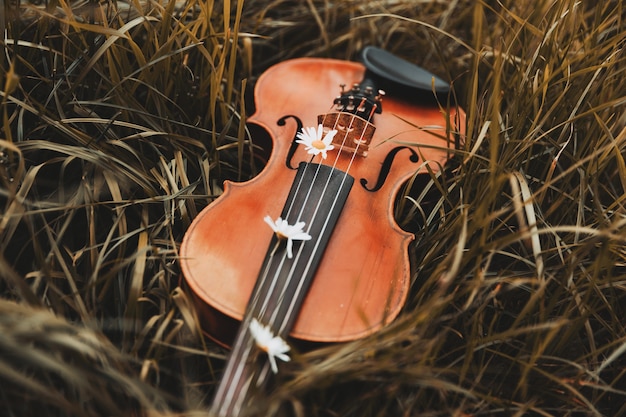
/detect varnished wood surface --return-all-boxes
[180,57,463,344]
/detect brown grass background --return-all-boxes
[1,1,625,416]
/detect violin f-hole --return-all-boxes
[360,146,420,192]
[277,114,304,170]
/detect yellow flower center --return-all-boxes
[276,232,287,240]
[312,139,326,150]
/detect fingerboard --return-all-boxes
[210,162,354,416]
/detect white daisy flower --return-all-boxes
[249,318,291,374]
[295,124,337,159]
[263,215,312,258]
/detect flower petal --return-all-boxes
[290,232,312,241]
[268,355,278,374]
[263,215,277,231]
[248,318,291,374]
[323,129,338,144]
[316,124,324,140]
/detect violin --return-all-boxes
[180,46,464,416]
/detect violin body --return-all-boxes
[182,57,458,344]
[180,49,463,416]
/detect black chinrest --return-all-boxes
[360,46,450,99]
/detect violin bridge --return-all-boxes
[318,112,375,157]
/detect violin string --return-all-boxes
[218,111,350,412]
[257,109,355,310]
[211,311,261,416]
[252,103,373,347]
[238,105,340,324]
[214,97,377,415]
[263,112,359,325]
[213,199,304,414]
[214,255,290,414]
[256,95,371,318]
[213,108,338,415]
[230,361,272,414]
[260,98,375,335]
[274,106,376,335]
[237,111,338,326]
[260,100,376,348]
[283,105,344,221]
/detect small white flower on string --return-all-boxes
[295,124,337,159]
[264,215,312,258]
[249,318,291,374]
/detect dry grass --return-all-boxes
[1,0,625,416]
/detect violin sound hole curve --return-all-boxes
[278,114,304,170]
[360,146,420,192]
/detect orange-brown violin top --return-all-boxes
[180,47,465,346]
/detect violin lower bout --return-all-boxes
[180,155,412,346]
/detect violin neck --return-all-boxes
[210,162,354,416]
[209,317,274,417]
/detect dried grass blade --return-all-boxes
[123,225,149,348]
[592,336,626,379]
[439,204,467,287]
[0,360,81,412]
[0,255,40,305]
[0,161,38,241]
[68,16,159,98]
[511,171,544,279]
